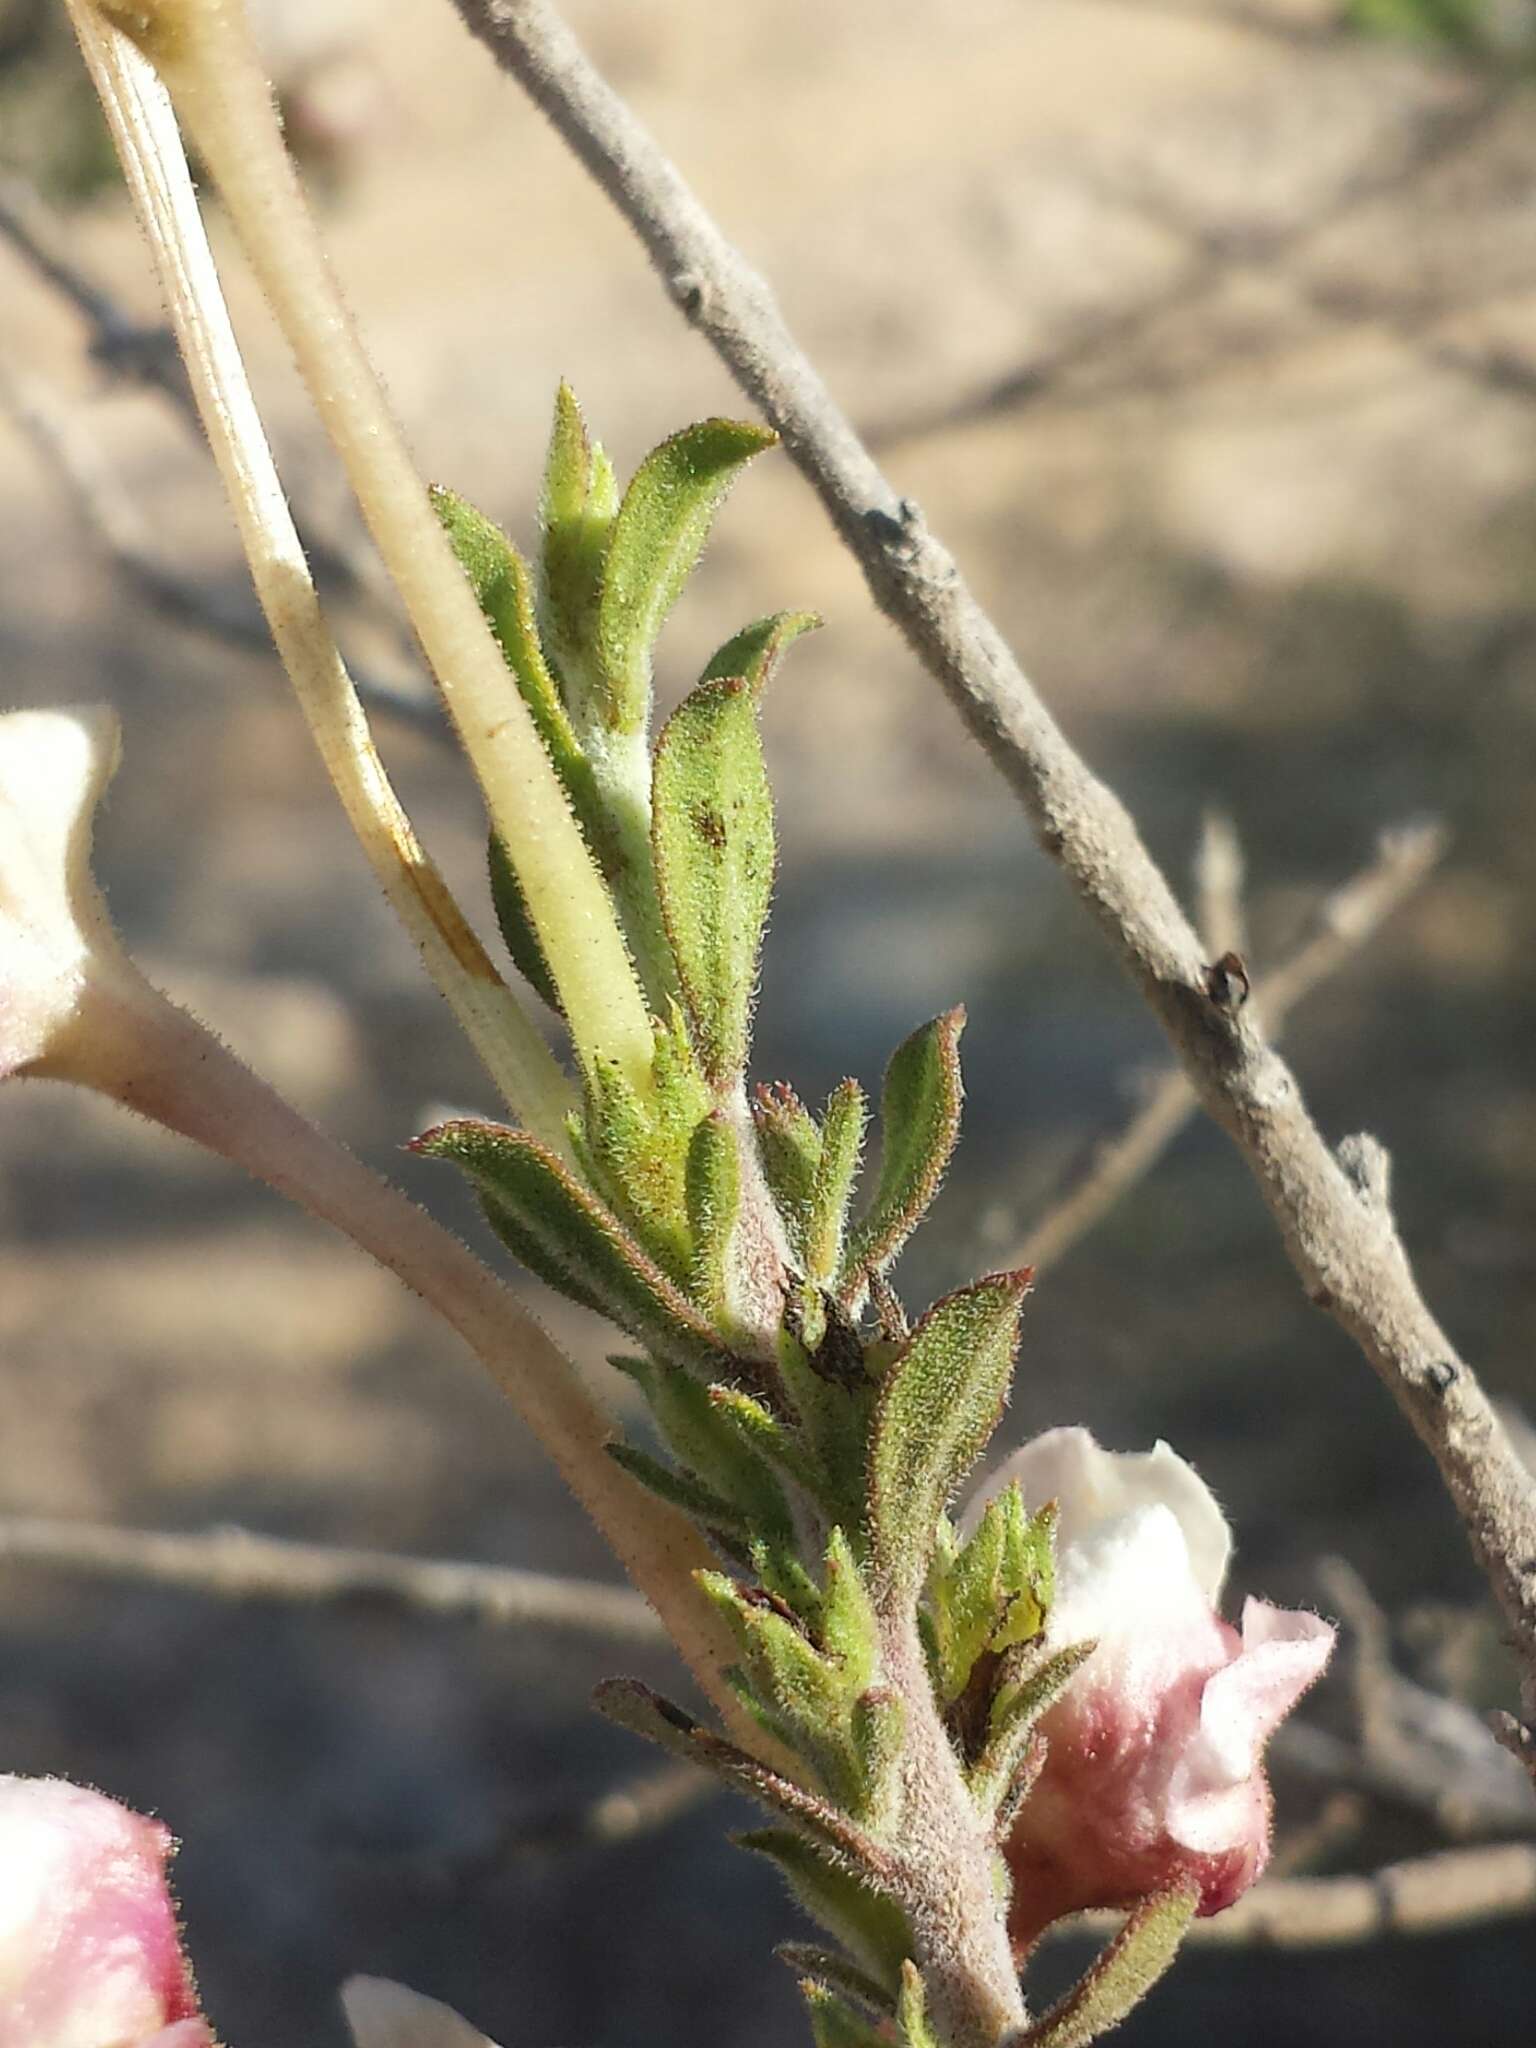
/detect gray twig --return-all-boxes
[447,0,1536,1761]
[0,1515,666,1644]
[1022,819,1445,1270]
[1070,1841,1536,1948]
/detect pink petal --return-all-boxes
[0,1776,202,2048]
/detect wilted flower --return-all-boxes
[0,1774,212,2048]
[969,1427,1334,1949]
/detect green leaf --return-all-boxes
[993,1493,1056,1654]
[537,382,618,722]
[930,1485,1055,1707]
[412,1117,724,1368]
[605,1439,750,1539]
[868,1271,1031,1603]
[611,1353,795,1546]
[776,1946,897,2020]
[593,1679,892,1875]
[849,1687,905,1828]
[751,1538,827,1623]
[801,1981,890,2048]
[709,1382,828,1505]
[596,418,777,735]
[843,1010,965,1296]
[686,1109,744,1329]
[652,677,775,1084]
[702,609,821,698]
[931,1498,1007,1708]
[774,1317,875,1535]
[970,1639,1096,1819]
[753,1083,823,1258]
[578,1011,710,1284]
[702,1574,861,1794]
[818,1527,879,1693]
[487,830,563,1013]
[1018,1885,1199,2047]
[805,1080,868,1287]
[897,1961,941,2048]
[742,1829,911,1995]
[431,485,582,776]
[701,1530,886,1807]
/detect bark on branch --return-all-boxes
[447,0,1536,1757]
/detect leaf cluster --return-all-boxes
[418,392,1198,2047]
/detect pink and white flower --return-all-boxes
[969,1427,1334,1949]
[0,1774,213,2047]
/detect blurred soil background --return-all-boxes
[2,0,1536,2040]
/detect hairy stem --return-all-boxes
[44,955,751,1731]
[879,1607,1026,2048]
[84,0,656,1099]
[62,5,577,1145]
[448,0,1536,1754]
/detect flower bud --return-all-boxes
[0,1774,212,2047]
[969,1427,1334,1948]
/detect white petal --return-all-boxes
[969,1426,1232,1602]
[1166,1599,1335,1851]
[0,707,120,945]
[342,1976,504,2048]
[0,706,126,1079]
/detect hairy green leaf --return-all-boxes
[753,1083,823,1257]
[930,1484,1055,1707]
[593,1679,892,1875]
[652,678,775,1084]
[741,1830,911,1996]
[819,1527,879,1694]
[805,1079,868,1286]
[605,1439,749,1539]
[970,1639,1096,1818]
[844,1009,964,1295]
[611,1353,795,1546]
[703,1573,859,1788]
[849,1688,905,1829]
[868,1271,1031,1603]
[931,1500,1006,1708]
[897,1962,941,2048]
[578,1011,711,1285]
[775,1318,875,1536]
[596,418,776,734]
[702,608,821,698]
[431,485,580,772]
[1018,1885,1199,2047]
[709,1382,828,1505]
[686,1110,744,1328]
[486,831,563,1013]
[801,1981,890,2048]
[412,1118,722,1367]
[776,1947,897,2021]
[538,382,618,723]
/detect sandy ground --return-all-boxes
[2,2,1535,2042]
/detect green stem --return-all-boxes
[65,6,575,1146]
[93,0,657,1100]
